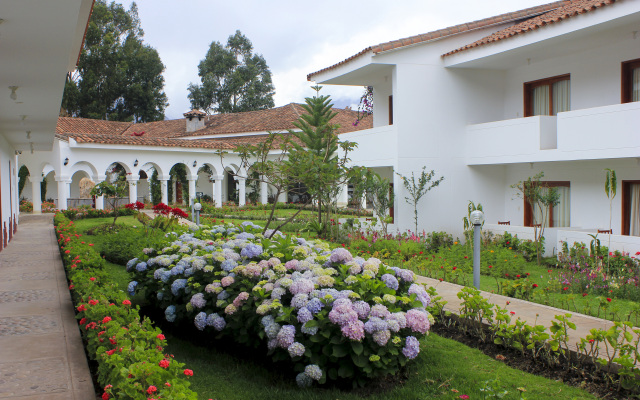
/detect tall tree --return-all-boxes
[62,1,168,122]
[188,30,275,114]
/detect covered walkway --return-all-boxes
[0,214,94,399]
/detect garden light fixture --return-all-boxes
[193,202,202,225]
[471,210,484,289]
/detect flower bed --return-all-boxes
[128,221,434,387]
[54,214,197,400]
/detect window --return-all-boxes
[622,58,640,103]
[524,74,570,117]
[523,181,570,228]
[388,95,393,125]
[621,181,640,236]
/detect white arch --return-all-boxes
[70,161,98,181]
[140,161,164,179]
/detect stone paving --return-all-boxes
[0,214,95,400]
[416,275,638,353]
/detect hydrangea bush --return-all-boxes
[129,221,434,387]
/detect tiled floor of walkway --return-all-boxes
[0,214,95,399]
[416,275,637,352]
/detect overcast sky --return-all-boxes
[127,0,554,119]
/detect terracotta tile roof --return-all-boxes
[174,103,371,137]
[64,132,236,150]
[307,1,570,80]
[55,104,370,149]
[183,109,207,117]
[56,117,131,136]
[443,0,618,57]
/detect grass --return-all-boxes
[75,215,598,400]
[164,330,595,400]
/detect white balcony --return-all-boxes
[465,116,557,165]
[341,124,397,165]
[466,102,640,165]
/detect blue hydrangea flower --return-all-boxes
[165,305,176,322]
[306,298,324,314]
[304,364,323,381]
[297,307,313,324]
[221,259,237,272]
[288,342,305,358]
[296,372,312,388]
[381,274,399,290]
[190,293,206,309]
[402,336,420,359]
[194,312,207,331]
[171,279,187,295]
[126,258,138,272]
[127,281,138,296]
[241,243,263,259]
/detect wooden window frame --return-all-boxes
[621,58,640,103]
[388,95,393,125]
[621,180,640,235]
[523,74,570,117]
[523,181,570,227]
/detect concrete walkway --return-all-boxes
[0,214,95,400]
[416,275,637,353]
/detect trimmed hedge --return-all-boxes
[54,214,197,400]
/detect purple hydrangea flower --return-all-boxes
[277,325,296,348]
[306,298,324,314]
[329,304,358,326]
[408,284,431,308]
[291,293,309,309]
[373,329,391,346]
[190,293,206,309]
[194,312,207,331]
[364,317,388,334]
[370,304,390,319]
[402,336,420,359]
[304,364,323,381]
[329,248,353,264]
[289,278,315,295]
[381,274,399,290]
[341,320,365,341]
[353,301,371,320]
[288,342,305,357]
[297,307,313,324]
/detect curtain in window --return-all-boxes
[532,85,550,116]
[630,184,640,236]
[552,186,570,227]
[633,67,639,102]
[552,80,570,114]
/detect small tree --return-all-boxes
[90,176,129,226]
[369,174,394,237]
[396,167,444,233]
[604,168,617,272]
[511,172,560,265]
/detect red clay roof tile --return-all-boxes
[307,1,570,80]
[443,0,617,57]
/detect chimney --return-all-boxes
[183,109,206,133]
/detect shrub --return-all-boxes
[19,199,33,212]
[53,214,197,400]
[425,231,453,253]
[128,222,434,387]
[100,226,166,265]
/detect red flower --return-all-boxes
[453,267,457,271]
[79,318,87,325]
[488,265,493,269]
[516,275,521,278]
[563,287,568,291]
[122,299,131,306]
[89,277,96,282]
[89,299,98,306]
[106,349,116,356]
[463,256,468,259]
[77,304,86,312]
[184,369,194,376]
[510,311,515,315]
[102,393,110,400]
[159,359,170,369]
[89,244,94,246]
[459,396,470,400]
[65,250,71,254]
[532,284,538,288]
[69,284,75,290]
[165,382,171,387]
[157,334,165,340]
[147,385,157,394]
[583,293,587,297]
[397,250,401,253]
[439,278,444,282]
[102,316,112,324]
[607,298,612,302]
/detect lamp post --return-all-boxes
[194,202,202,226]
[470,210,485,289]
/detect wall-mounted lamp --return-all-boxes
[26,130,31,140]
[8,86,18,101]
[193,161,197,167]
[134,159,139,167]
[64,157,69,166]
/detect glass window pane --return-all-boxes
[552,186,570,227]
[633,67,640,102]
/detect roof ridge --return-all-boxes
[307,0,571,80]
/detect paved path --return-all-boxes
[416,276,637,353]
[0,214,95,400]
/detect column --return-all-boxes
[260,181,268,205]
[188,178,196,206]
[160,179,169,205]
[236,177,246,206]
[31,178,42,214]
[214,177,222,208]
[127,177,138,203]
[95,195,104,210]
[56,178,70,210]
